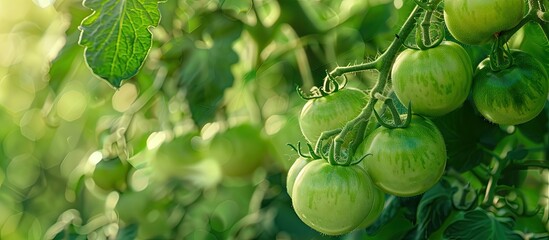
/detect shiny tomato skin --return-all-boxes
[299,88,369,146]
[291,160,380,236]
[357,115,447,197]
[444,0,525,45]
[356,185,385,229]
[472,50,549,125]
[392,41,473,117]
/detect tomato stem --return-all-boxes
[479,149,512,208]
[312,4,425,165]
[329,5,424,159]
[417,11,433,49]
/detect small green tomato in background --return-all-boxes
[444,0,525,45]
[92,157,132,192]
[208,123,268,178]
[357,115,447,197]
[392,41,473,117]
[299,88,369,146]
[150,131,203,181]
[472,51,549,125]
[291,160,382,235]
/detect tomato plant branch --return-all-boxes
[418,11,433,48]
[481,154,512,208]
[328,5,424,164]
[323,61,379,81]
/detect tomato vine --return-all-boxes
[292,0,549,236]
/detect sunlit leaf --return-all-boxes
[79,0,161,88]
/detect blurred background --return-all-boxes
[2,0,533,239]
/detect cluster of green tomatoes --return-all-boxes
[287,0,548,236]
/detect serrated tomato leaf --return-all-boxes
[413,181,455,240]
[79,0,161,88]
[177,13,243,128]
[443,209,522,240]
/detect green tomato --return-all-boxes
[357,185,385,229]
[92,157,132,192]
[472,50,549,125]
[286,156,314,197]
[392,41,473,117]
[299,88,369,146]
[150,131,203,180]
[209,123,267,177]
[444,0,525,45]
[357,115,447,197]
[291,160,380,236]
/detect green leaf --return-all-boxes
[79,0,161,88]
[443,209,523,240]
[177,12,243,128]
[365,195,401,235]
[413,181,455,240]
[432,100,505,172]
[365,195,421,235]
[116,224,138,240]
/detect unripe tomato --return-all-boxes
[472,50,549,125]
[299,88,369,146]
[291,160,382,235]
[92,157,132,192]
[444,0,525,45]
[357,115,447,197]
[286,156,314,197]
[150,131,203,180]
[392,41,473,117]
[208,123,267,177]
[356,185,385,229]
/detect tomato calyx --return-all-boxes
[288,142,321,160]
[372,98,413,130]
[296,72,348,100]
[488,37,514,71]
[288,141,369,167]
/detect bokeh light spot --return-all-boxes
[6,154,40,190]
[19,108,47,141]
[112,82,138,113]
[56,90,87,122]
